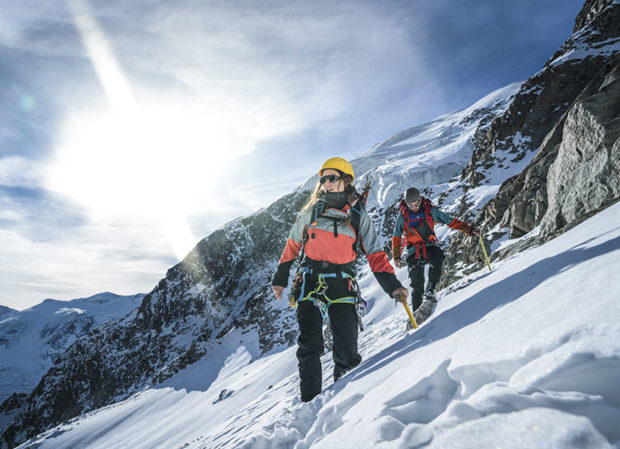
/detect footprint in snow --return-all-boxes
[372,360,458,446]
[380,360,458,425]
[294,393,364,449]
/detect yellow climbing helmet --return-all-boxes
[319,157,355,181]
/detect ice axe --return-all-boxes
[479,234,492,272]
[397,293,417,329]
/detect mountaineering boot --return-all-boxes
[413,299,434,324]
[424,281,437,301]
[424,291,436,303]
[413,291,437,325]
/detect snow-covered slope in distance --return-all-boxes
[0,293,144,406]
[22,200,620,448]
[302,82,522,211]
[0,308,14,322]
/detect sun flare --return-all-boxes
[47,1,254,258]
[45,104,240,258]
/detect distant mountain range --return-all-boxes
[0,292,144,430]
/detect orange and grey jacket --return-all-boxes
[392,198,474,260]
[273,198,402,296]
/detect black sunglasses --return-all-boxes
[408,200,421,207]
[320,174,341,184]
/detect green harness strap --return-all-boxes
[296,272,356,321]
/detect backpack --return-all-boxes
[398,197,438,259]
[302,183,371,263]
[309,195,364,252]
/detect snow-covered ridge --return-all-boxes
[551,34,620,66]
[363,82,523,157]
[23,195,620,449]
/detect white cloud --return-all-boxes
[38,0,434,254]
[0,220,173,310]
[136,0,428,127]
[0,186,177,310]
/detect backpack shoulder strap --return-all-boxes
[421,198,435,223]
[311,200,326,223]
[349,196,364,254]
[421,197,434,209]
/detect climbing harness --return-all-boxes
[288,266,367,330]
[287,187,372,330]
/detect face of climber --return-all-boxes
[408,199,421,212]
[320,169,345,193]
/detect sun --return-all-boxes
[46,104,237,258]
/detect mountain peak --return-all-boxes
[574,0,616,32]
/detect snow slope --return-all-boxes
[21,201,620,448]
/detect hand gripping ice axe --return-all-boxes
[478,234,492,272]
[397,293,417,329]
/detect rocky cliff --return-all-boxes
[439,0,620,284]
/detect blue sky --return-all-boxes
[0,0,584,309]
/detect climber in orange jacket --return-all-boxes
[273,157,407,402]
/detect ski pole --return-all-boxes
[398,294,418,329]
[479,234,492,272]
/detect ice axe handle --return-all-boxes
[478,234,492,272]
[398,294,418,329]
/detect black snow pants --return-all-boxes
[406,245,445,311]
[296,300,362,402]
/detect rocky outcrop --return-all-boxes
[481,56,620,241]
[541,62,620,236]
[574,0,615,32]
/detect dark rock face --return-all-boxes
[0,394,25,435]
[473,57,618,237]
[483,68,620,241]
[0,395,26,417]
[574,0,615,32]
[0,190,308,448]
